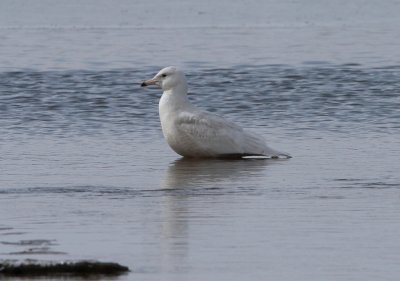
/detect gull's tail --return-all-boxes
[243,130,292,159]
[265,146,292,159]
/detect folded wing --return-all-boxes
[175,111,289,158]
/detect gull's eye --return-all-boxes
[161,74,167,78]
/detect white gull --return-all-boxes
[141,66,290,159]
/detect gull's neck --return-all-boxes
[160,82,193,113]
[164,81,188,99]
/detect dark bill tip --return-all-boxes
[140,81,147,87]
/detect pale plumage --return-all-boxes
[141,66,290,159]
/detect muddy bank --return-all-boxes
[0,260,129,277]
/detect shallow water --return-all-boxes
[1,1,400,281]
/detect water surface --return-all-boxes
[1,1,400,281]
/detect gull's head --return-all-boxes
[141,66,186,91]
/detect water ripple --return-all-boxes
[1,65,399,137]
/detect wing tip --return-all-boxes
[272,153,292,159]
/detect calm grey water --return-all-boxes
[1,1,400,281]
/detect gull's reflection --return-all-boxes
[163,157,271,189]
[159,158,272,273]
